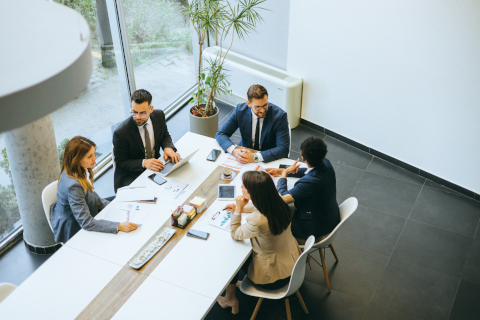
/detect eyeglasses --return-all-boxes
[253,103,268,111]
[131,111,148,118]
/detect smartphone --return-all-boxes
[187,229,209,240]
[207,149,221,162]
[279,164,289,169]
[148,173,167,186]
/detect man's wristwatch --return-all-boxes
[254,154,258,163]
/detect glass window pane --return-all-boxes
[123,0,195,108]
[0,133,20,239]
[52,0,128,165]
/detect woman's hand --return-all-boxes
[265,168,285,177]
[225,203,236,212]
[282,159,301,178]
[235,195,249,213]
[118,222,137,232]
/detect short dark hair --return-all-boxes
[247,84,268,102]
[131,89,152,105]
[300,137,328,167]
[242,171,291,236]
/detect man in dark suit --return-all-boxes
[267,137,340,243]
[215,84,290,163]
[112,89,180,192]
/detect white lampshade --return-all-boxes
[0,0,93,133]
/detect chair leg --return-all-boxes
[295,291,309,314]
[319,249,331,293]
[251,297,264,320]
[285,298,292,320]
[330,244,339,262]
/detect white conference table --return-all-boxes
[0,132,302,319]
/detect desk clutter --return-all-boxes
[171,196,207,229]
[128,226,176,269]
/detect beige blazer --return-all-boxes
[230,203,301,285]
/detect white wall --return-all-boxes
[287,0,480,193]
[217,0,290,70]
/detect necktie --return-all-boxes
[144,125,153,159]
[253,118,260,150]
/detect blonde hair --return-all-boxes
[59,136,96,192]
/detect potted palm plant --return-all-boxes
[184,0,267,138]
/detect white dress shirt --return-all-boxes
[137,118,155,167]
[226,109,264,162]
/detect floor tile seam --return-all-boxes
[406,217,477,239]
[388,255,463,281]
[362,182,424,313]
[364,167,426,186]
[474,219,480,240]
[297,124,326,136]
[363,170,429,188]
[333,237,393,260]
[357,203,410,220]
[302,279,371,305]
[360,301,424,320]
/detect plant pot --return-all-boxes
[189,105,219,138]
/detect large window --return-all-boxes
[123,0,195,108]
[0,134,20,240]
[0,0,196,246]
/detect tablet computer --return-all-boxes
[218,184,236,201]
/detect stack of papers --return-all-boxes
[117,186,155,202]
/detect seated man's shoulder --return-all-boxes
[151,109,166,118]
[235,102,249,113]
[269,103,287,116]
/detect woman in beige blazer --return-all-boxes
[217,171,301,314]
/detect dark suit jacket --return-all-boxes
[50,171,119,243]
[277,159,340,240]
[113,110,176,192]
[215,102,290,163]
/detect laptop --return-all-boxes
[156,149,199,177]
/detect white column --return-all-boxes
[4,115,60,252]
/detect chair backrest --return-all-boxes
[288,122,291,158]
[311,197,358,249]
[112,145,116,168]
[41,180,58,232]
[0,283,17,303]
[283,235,315,298]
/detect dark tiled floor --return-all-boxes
[2,103,480,320]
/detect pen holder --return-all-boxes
[170,207,206,229]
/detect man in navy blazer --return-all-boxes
[215,84,290,163]
[267,137,340,243]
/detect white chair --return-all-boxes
[41,180,58,232]
[299,197,358,293]
[0,283,17,303]
[239,235,315,320]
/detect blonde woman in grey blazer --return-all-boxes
[50,137,137,243]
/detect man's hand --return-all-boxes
[144,159,164,171]
[232,147,254,163]
[164,147,180,163]
[282,159,300,178]
[265,168,285,177]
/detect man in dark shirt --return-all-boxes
[266,137,340,243]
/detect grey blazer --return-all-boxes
[50,171,119,243]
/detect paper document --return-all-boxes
[154,179,192,205]
[208,210,247,232]
[221,154,247,171]
[102,203,150,225]
[117,186,155,202]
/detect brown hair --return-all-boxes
[242,171,291,236]
[59,136,96,192]
[131,89,152,105]
[247,84,268,102]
